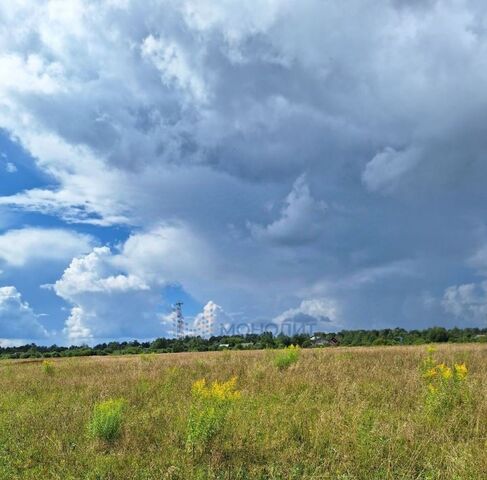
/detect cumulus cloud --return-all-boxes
[440,242,487,325]
[2,0,487,226]
[54,246,149,297]
[0,53,64,95]
[53,245,157,342]
[0,227,94,267]
[1,0,486,220]
[52,224,218,342]
[274,298,340,334]
[2,0,487,339]
[118,224,214,288]
[0,286,48,340]
[63,306,93,344]
[191,301,232,338]
[141,34,208,104]
[249,175,327,245]
[442,282,487,324]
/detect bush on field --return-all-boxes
[88,398,125,442]
[273,345,300,370]
[186,377,240,453]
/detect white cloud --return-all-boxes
[1,0,487,337]
[141,34,208,104]
[0,53,64,95]
[54,246,149,297]
[442,282,487,323]
[118,224,214,288]
[249,175,327,245]
[274,298,340,333]
[53,224,217,342]
[441,243,487,325]
[159,309,179,338]
[53,245,156,341]
[63,306,93,344]
[0,1,486,210]
[0,133,133,226]
[191,300,232,338]
[0,227,94,267]
[5,162,17,173]
[0,286,48,340]
[362,147,422,193]
[0,338,32,347]
[182,0,279,42]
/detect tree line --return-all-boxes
[1,326,486,359]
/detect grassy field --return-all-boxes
[0,344,486,479]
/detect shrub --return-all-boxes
[42,360,55,376]
[273,345,300,370]
[186,377,240,453]
[88,398,125,442]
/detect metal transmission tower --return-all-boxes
[173,302,185,339]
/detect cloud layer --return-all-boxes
[1,0,487,341]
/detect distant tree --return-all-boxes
[427,327,449,343]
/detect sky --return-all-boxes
[1,0,487,346]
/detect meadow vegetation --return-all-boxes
[273,344,300,370]
[88,399,125,443]
[41,359,55,376]
[186,377,240,454]
[0,344,486,479]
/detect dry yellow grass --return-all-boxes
[0,344,486,479]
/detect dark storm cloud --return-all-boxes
[0,0,487,341]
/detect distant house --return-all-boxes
[240,342,254,348]
[310,336,339,347]
[218,343,230,349]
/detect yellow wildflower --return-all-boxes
[454,363,468,380]
[192,378,207,398]
[191,377,240,402]
[437,363,452,379]
[442,367,452,379]
[423,367,437,379]
[42,360,55,375]
[211,377,241,401]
